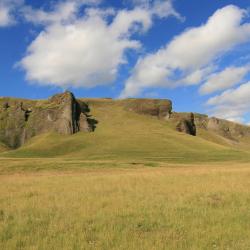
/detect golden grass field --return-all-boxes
[1,100,250,249]
[1,159,250,250]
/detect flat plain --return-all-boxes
[1,159,250,250]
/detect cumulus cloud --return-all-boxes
[19,0,178,88]
[0,0,23,27]
[120,5,250,98]
[150,0,182,20]
[127,0,183,20]
[207,82,250,122]
[21,0,100,25]
[199,66,250,95]
[0,6,11,27]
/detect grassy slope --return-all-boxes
[1,99,250,163]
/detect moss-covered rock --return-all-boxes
[194,114,250,141]
[169,112,196,136]
[0,92,94,148]
[122,98,172,119]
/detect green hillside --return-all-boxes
[2,98,250,163]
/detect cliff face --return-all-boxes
[170,112,196,136]
[1,92,250,149]
[120,99,196,136]
[0,92,94,148]
[122,100,250,139]
[194,114,250,141]
[122,98,172,119]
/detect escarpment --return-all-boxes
[122,98,172,119]
[0,91,95,148]
[1,92,250,150]
[194,114,250,141]
[121,99,250,139]
[121,99,196,136]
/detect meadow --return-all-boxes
[1,159,250,250]
[1,99,250,249]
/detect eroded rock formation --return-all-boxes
[1,92,250,149]
[121,98,197,136]
[194,114,250,140]
[122,98,172,119]
[170,112,196,136]
[0,91,95,148]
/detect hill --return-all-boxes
[1,92,250,163]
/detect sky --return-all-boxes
[1,0,250,123]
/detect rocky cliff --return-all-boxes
[119,99,196,136]
[121,100,250,139]
[170,112,196,136]
[122,98,172,119]
[194,114,250,141]
[1,92,250,149]
[0,91,94,148]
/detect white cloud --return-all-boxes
[207,82,250,122]
[150,0,182,20]
[19,0,178,88]
[129,0,150,5]
[177,66,215,86]
[199,66,250,95]
[126,0,183,21]
[0,0,22,27]
[110,8,152,36]
[22,0,100,25]
[0,6,11,27]
[120,5,250,98]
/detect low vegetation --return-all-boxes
[2,99,250,163]
[0,161,250,249]
[1,98,250,249]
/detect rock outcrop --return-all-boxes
[0,91,95,148]
[121,98,197,136]
[1,92,250,149]
[123,98,172,119]
[170,112,196,136]
[120,98,250,138]
[194,114,250,140]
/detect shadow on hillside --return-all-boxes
[87,115,98,131]
[82,102,98,132]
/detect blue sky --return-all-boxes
[1,0,250,123]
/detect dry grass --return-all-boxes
[1,99,250,249]
[1,161,250,249]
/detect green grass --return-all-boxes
[1,99,250,163]
[1,163,250,249]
